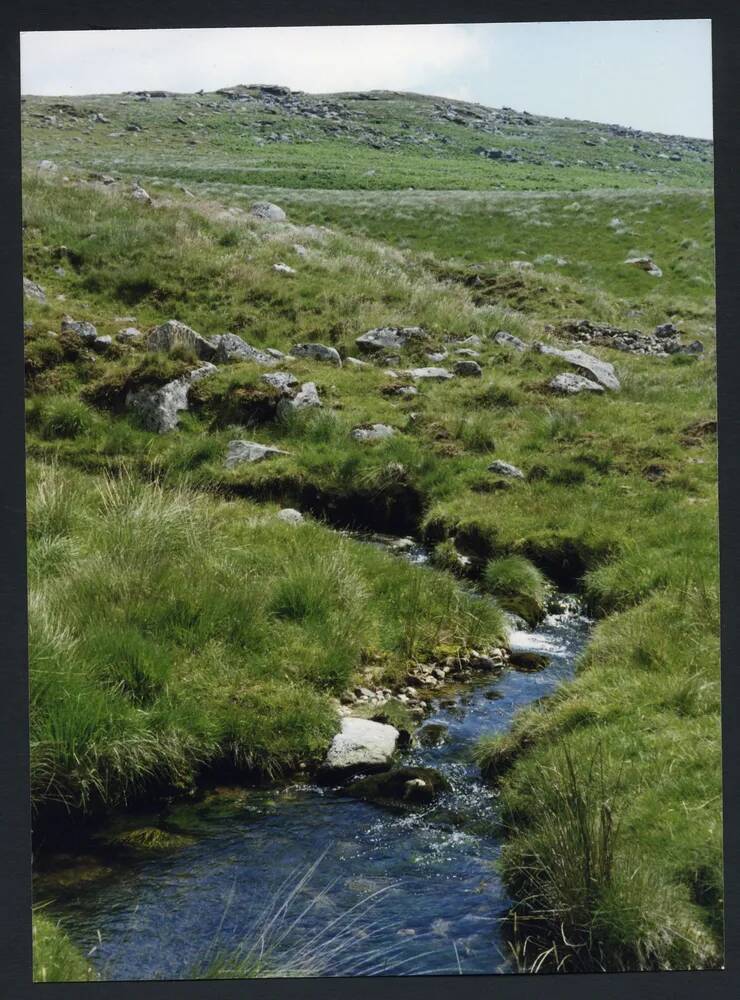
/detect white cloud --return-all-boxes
[20,24,486,97]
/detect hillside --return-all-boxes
[23,87,720,977]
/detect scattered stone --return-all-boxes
[224,440,291,468]
[23,277,46,303]
[493,330,527,351]
[322,716,399,773]
[454,348,480,358]
[146,319,217,361]
[624,256,662,277]
[61,315,97,342]
[278,381,321,414]
[116,327,142,343]
[249,201,287,222]
[488,460,524,479]
[356,326,426,352]
[535,343,620,390]
[404,367,454,381]
[290,342,342,366]
[549,372,605,395]
[262,371,298,392]
[453,359,483,377]
[214,332,277,365]
[351,423,395,442]
[273,262,296,275]
[345,356,370,368]
[277,508,304,524]
[126,363,216,433]
[131,183,152,205]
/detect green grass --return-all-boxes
[23,87,720,973]
[28,459,503,820]
[33,912,96,982]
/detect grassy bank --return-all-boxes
[23,86,720,974]
[33,913,96,982]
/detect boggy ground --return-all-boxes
[22,86,719,976]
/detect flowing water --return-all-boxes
[35,542,592,980]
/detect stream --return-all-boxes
[34,539,592,979]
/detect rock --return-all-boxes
[351,423,395,442]
[131,183,152,205]
[249,201,287,222]
[61,315,98,342]
[404,367,454,381]
[92,335,113,350]
[293,243,308,256]
[277,508,304,524]
[535,343,620,390]
[509,650,550,672]
[322,716,399,773]
[557,318,679,357]
[146,320,217,361]
[224,440,291,468]
[389,385,417,398]
[38,160,57,171]
[214,332,277,365]
[23,277,46,303]
[355,326,426,352]
[345,356,370,369]
[510,260,533,270]
[126,363,216,433]
[654,323,680,338]
[453,359,483,377]
[488,460,524,479]
[273,262,296,275]
[416,723,449,747]
[117,327,142,342]
[344,766,449,806]
[277,381,321,415]
[454,348,480,358]
[549,373,605,395]
[265,347,287,359]
[426,350,448,362]
[624,256,662,277]
[290,342,341,366]
[262,371,298,392]
[493,330,527,351]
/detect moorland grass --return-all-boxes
[21,96,720,973]
[32,912,96,982]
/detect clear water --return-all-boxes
[36,546,591,979]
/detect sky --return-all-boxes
[20,20,713,139]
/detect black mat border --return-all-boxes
[1,2,737,997]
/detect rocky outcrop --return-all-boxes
[290,342,342,366]
[126,363,216,433]
[214,333,277,365]
[146,320,217,361]
[356,326,427,352]
[556,319,703,358]
[535,343,620,390]
[322,716,399,774]
[224,440,291,467]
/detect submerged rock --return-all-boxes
[146,319,217,361]
[509,650,550,672]
[322,716,399,773]
[290,342,342,366]
[345,766,450,806]
[224,440,291,468]
[416,723,449,747]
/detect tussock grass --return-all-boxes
[33,912,96,982]
[482,555,548,625]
